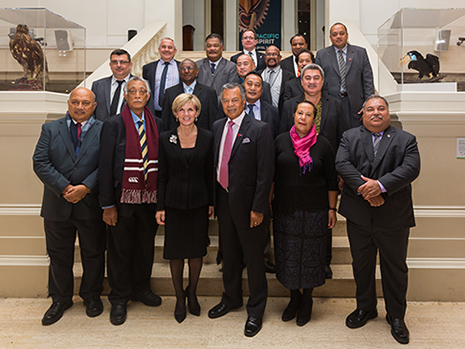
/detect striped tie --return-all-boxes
[373,132,381,157]
[338,50,347,91]
[138,120,148,181]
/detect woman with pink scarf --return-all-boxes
[272,101,338,326]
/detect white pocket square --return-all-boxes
[242,137,251,143]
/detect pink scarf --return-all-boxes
[290,124,317,174]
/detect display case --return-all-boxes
[0,7,85,93]
[378,8,465,92]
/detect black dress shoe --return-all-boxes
[325,265,333,279]
[41,300,73,326]
[244,316,262,337]
[386,314,410,344]
[265,260,276,274]
[132,290,162,307]
[174,297,186,324]
[346,309,378,329]
[84,296,103,317]
[185,286,201,316]
[110,304,127,326]
[208,302,242,319]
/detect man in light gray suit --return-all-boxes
[92,49,133,121]
[196,33,239,96]
[315,23,374,129]
[33,87,106,326]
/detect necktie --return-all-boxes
[268,69,276,87]
[248,104,255,119]
[211,63,216,75]
[138,120,148,181]
[110,80,124,116]
[75,122,82,157]
[77,122,82,139]
[248,51,255,65]
[219,120,234,189]
[338,50,347,91]
[158,62,169,107]
[373,132,381,157]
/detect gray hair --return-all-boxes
[221,82,246,100]
[300,63,325,80]
[123,76,151,95]
[362,94,390,111]
[159,37,176,49]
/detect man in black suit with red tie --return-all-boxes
[208,83,274,337]
[336,95,420,345]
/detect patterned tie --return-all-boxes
[248,51,255,65]
[219,120,234,189]
[268,69,276,87]
[373,132,381,157]
[110,80,124,116]
[211,63,216,75]
[248,104,255,119]
[138,120,148,181]
[158,62,169,107]
[338,50,347,91]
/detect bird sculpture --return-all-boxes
[399,50,440,79]
[9,24,45,80]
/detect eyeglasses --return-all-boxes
[70,100,92,107]
[180,66,195,71]
[266,53,279,57]
[242,36,255,40]
[110,60,130,65]
[127,89,148,96]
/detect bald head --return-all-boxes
[68,87,97,123]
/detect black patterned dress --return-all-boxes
[272,133,338,290]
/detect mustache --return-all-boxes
[370,115,383,120]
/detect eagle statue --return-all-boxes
[399,50,440,79]
[9,24,45,80]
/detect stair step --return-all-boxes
[73,263,383,298]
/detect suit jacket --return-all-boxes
[98,112,163,217]
[335,125,420,229]
[92,74,132,121]
[281,77,303,106]
[238,74,272,105]
[212,113,274,229]
[259,68,294,111]
[315,44,374,119]
[280,55,297,76]
[196,58,240,95]
[162,82,218,131]
[142,59,181,116]
[278,93,345,152]
[231,50,266,71]
[157,128,214,210]
[33,116,102,221]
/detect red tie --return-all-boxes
[77,123,82,139]
[219,120,234,189]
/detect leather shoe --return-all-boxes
[208,302,242,319]
[110,304,127,326]
[41,300,73,326]
[386,314,410,344]
[325,265,333,279]
[244,316,262,337]
[131,290,162,307]
[185,286,201,316]
[346,309,378,329]
[265,260,276,274]
[84,296,103,317]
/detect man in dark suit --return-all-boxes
[33,87,106,326]
[230,29,266,71]
[208,83,274,338]
[260,45,294,109]
[315,23,374,129]
[280,34,308,77]
[281,49,315,107]
[235,54,272,105]
[92,49,133,121]
[142,37,180,117]
[196,33,239,96]
[99,76,164,326]
[162,59,218,131]
[336,95,420,345]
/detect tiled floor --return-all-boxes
[1,297,464,348]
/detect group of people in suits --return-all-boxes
[32,22,420,344]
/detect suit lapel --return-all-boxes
[329,48,341,77]
[371,126,395,174]
[361,127,375,164]
[230,114,251,160]
[345,44,354,74]
[260,102,268,123]
[104,77,112,115]
[190,128,205,165]
[58,119,76,160]
[213,59,226,80]
[214,118,227,166]
[320,95,329,132]
[171,130,189,169]
[75,122,98,164]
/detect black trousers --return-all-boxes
[44,215,106,303]
[347,220,409,319]
[216,186,268,318]
[107,203,158,305]
[340,94,362,129]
